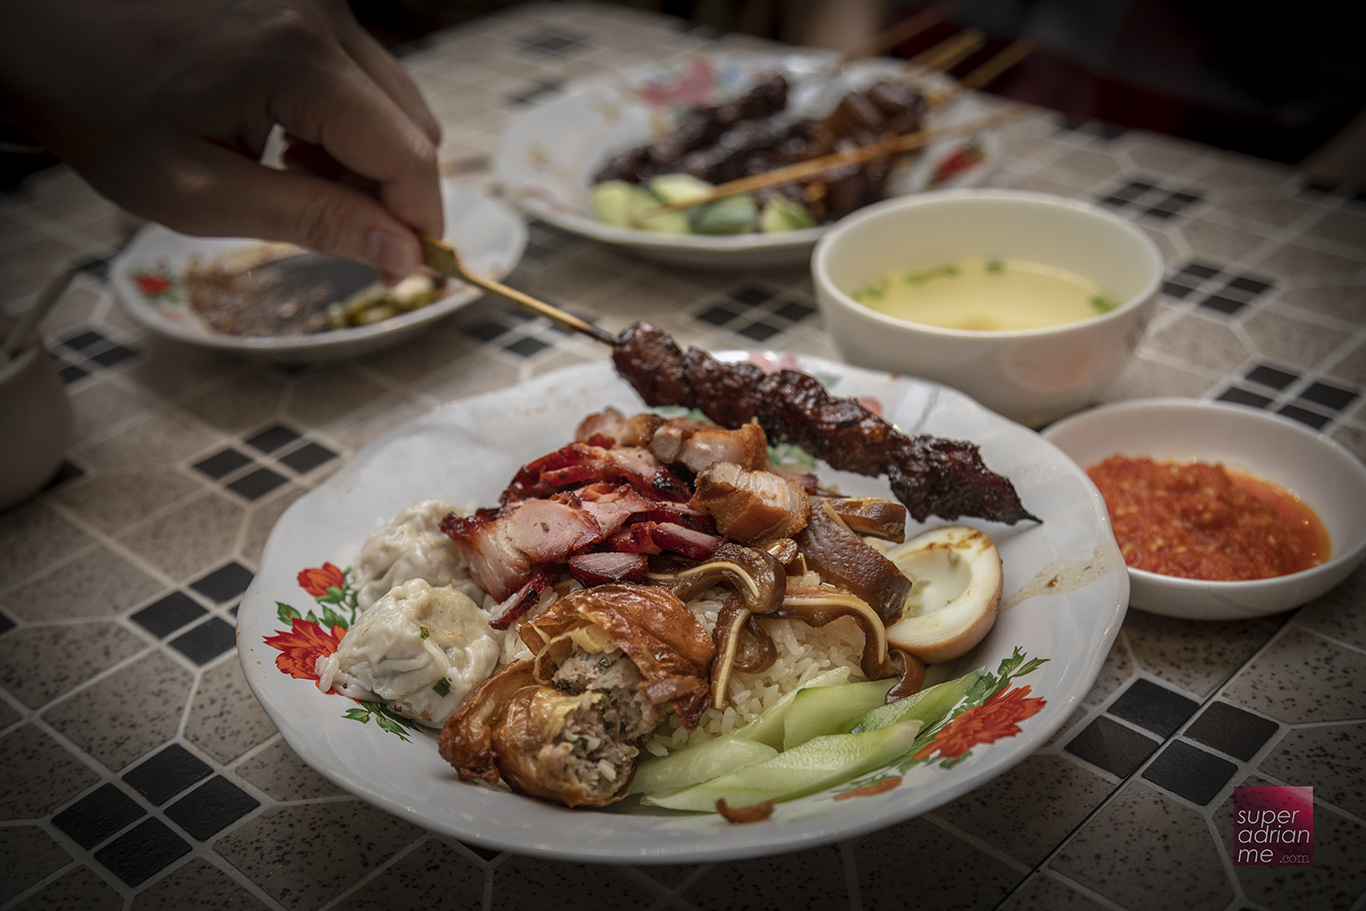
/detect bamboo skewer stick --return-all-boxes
[839,8,943,63]
[953,37,1035,94]
[905,27,984,74]
[419,235,617,345]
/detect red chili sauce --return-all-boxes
[1086,455,1330,581]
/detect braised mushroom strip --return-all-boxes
[611,321,1039,525]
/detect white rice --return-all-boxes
[642,588,869,755]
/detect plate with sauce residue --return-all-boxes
[109,180,527,362]
[1042,397,1366,620]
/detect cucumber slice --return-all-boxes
[850,669,985,734]
[781,677,896,751]
[731,666,851,749]
[647,173,714,205]
[591,180,646,227]
[642,718,923,812]
[631,734,777,795]
[759,196,817,232]
[689,194,758,235]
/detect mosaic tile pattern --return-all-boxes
[1,3,1363,910]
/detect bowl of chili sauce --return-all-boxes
[1042,398,1366,620]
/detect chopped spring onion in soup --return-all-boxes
[853,257,1118,332]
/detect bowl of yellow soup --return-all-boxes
[811,188,1163,427]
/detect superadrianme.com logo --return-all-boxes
[1234,786,1313,866]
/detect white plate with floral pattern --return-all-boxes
[236,355,1127,863]
[109,181,526,362]
[493,51,1000,269]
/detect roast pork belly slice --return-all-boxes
[501,440,691,504]
[648,418,770,473]
[574,407,664,448]
[689,462,811,543]
[440,499,603,602]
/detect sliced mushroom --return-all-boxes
[647,542,785,708]
[794,499,911,623]
[822,496,907,543]
[882,526,1003,663]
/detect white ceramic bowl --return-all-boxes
[811,188,1163,427]
[494,52,999,270]
[1042,398,1366,620]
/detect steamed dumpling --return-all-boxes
[317,579,504,727]
[352,500,472,610]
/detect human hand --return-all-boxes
[0,0,442,282]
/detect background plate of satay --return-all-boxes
[492,38,1011,269]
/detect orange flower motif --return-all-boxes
[835,777,902,801]
[297,562,346,598]
[264,618,344,685]
[914,685,1045,762]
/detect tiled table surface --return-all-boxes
[2,3,1364,910]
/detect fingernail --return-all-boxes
[365,230,418,277]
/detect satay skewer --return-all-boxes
[646,106,1023,216]
[645,37,1034,217]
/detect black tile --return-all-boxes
[1162,280,1196,299]
[278,441,338,474]
[123,744,214,805]
[1142,740,1237,805]
[1217,387,1274,408]
[1245,364,1299,390]
[59,329,107,351]
[226,466,289,500]
[771,300,816,322]
[1108,678,1199,737]
[731,286,773,307]
[696,303,743,326]
[1142,206,1181,220]
[1179,261,1222,280]
[463,320,511,342]
[505,335,550,357]
[245,424,301,454]
[1185,702,1280,761]
[1227,274,1273,295]
[74,256,110,279]
[46,461,84,489]
[131,592,207,638]
[165,776,260,841]
[89,344,138,367]
[1065,716,1160,778]
[737,321,783,343]
[191,562,254,604]
[1299,178,1339,196]
[1299,381,1358,411]
[1277,403,1332,429]
[59,363,90,384]
[192,448,253,480]
[53,783,145,849]
[1109,181,1151,201]
[1097,195,1131,209]
[169,617,238,665]
[94,818,191,886]
[1198,293,1247,315]
[0,611,13,636]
